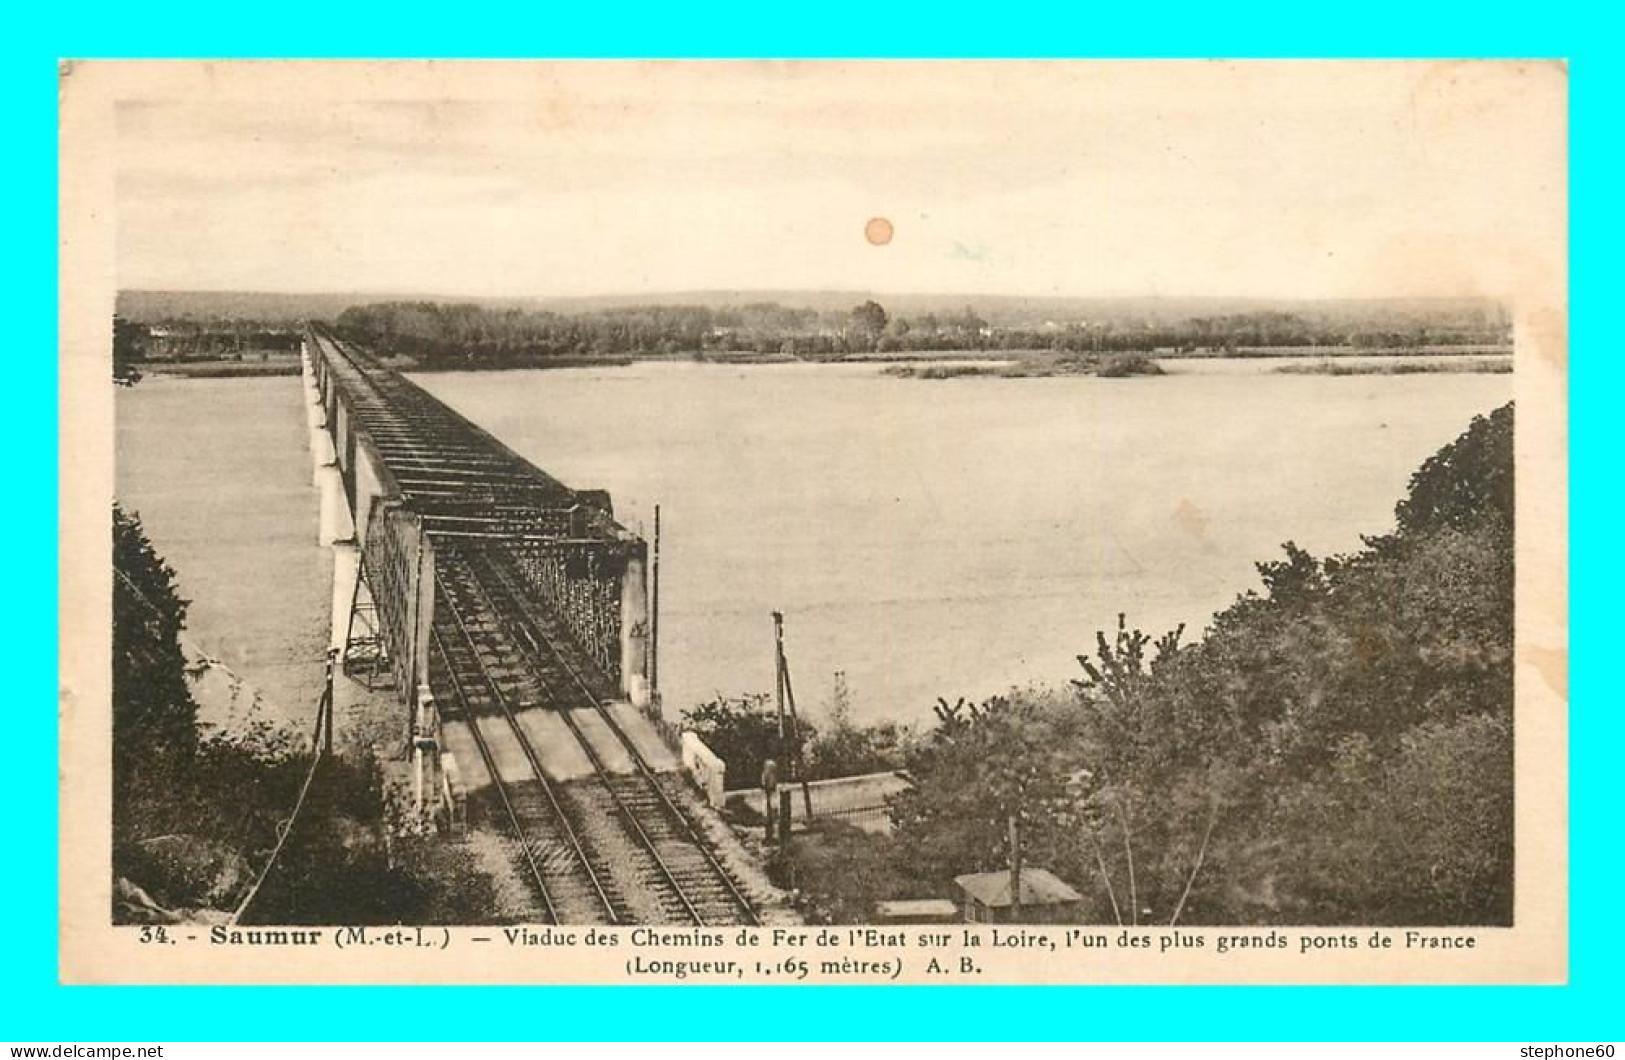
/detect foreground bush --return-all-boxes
[885,404,1515,925]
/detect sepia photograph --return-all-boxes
[58,59,1568,984]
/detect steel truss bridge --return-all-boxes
[304,325,760,926]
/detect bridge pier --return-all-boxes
[316,464,354,545]
[309,428,336,487]
[330,541,361,654]
[304,345,354,546]
[620,546,652,710]
[303,387,324,432]
[301,344,325,429]
[303,343,360,655]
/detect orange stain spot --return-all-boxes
[865,217,894,246]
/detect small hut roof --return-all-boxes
[953,867,1082,908]
[875,899,959,919]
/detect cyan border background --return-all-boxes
[13,0,1613,1039]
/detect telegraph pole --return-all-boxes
[1009,814,1024,922]
[772,612,815,823]
[772,611,788,753]
[322,647,338,756]
[772,612,790,842]
[650,504,660,699]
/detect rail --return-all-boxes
[427,627,561,924]
[466,545,759,926]
[432,572,623,924]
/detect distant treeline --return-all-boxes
[115,317,302,363]
[116,288,1512,330]
[333,300,1512,367]
[109,296,1513,374]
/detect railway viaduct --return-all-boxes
[300,326,780,926]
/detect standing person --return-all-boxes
[760,757,779,842]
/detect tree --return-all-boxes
[847,300,889,349]
[113,505,198,781]
[111,504,502,924]
[113,316,146,386]
[955,306,989,348]
[112,502,203,886]
[806,679,914,780]
[1392,403,1513,540]
[889,692,1079,890]
[1269,712,1512,924]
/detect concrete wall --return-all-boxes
[619,545,650,708]
[680,731,726,809]
[724,770,912,835]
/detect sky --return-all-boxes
[113,61,1566,301]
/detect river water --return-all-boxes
[415,361,1512,728]
[116,361,1511,733]
[116,375,335,733]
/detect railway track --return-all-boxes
[429,582,625,925]
[310,326,761,926]
[442,545,760,926]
